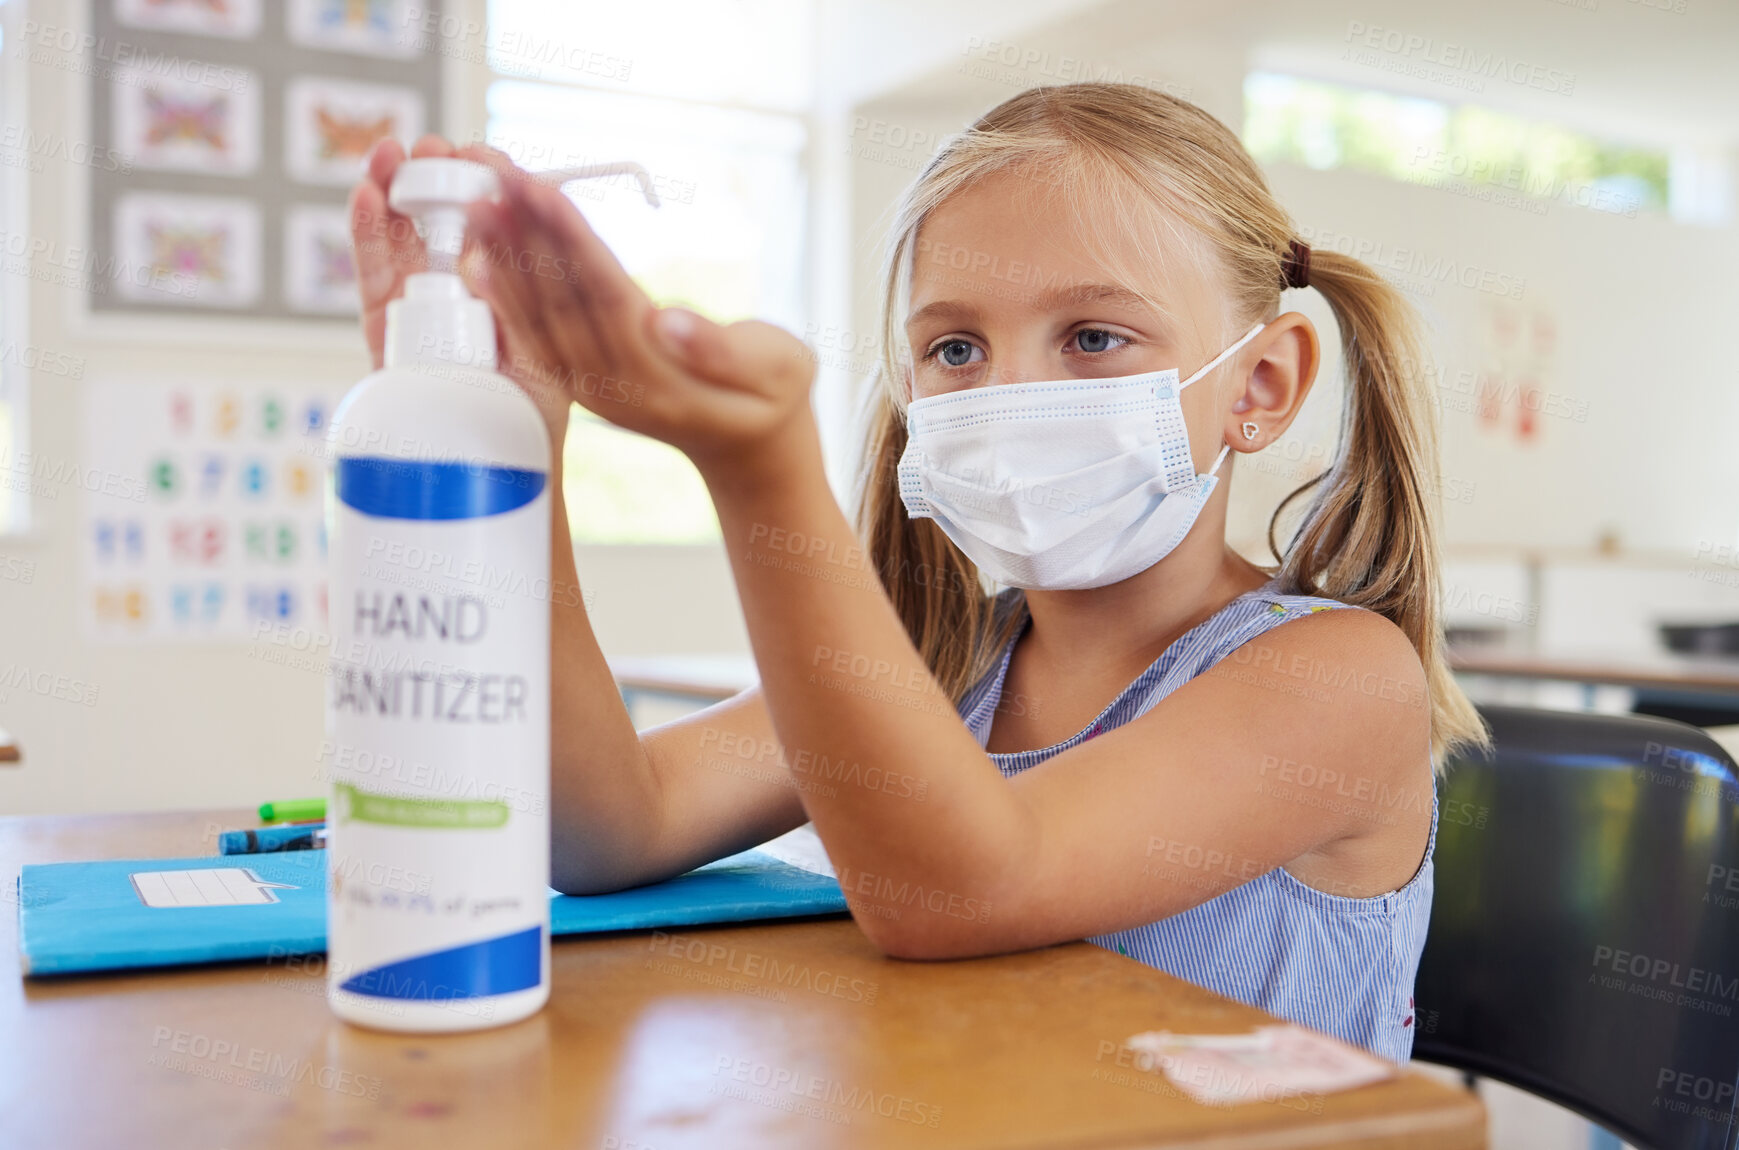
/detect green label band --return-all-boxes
[334,782,509,829]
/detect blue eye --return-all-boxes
[1074,328,1125,354]
[935,339,979,367]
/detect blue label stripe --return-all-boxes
[337,458,546,520]
[340,925,542,1000]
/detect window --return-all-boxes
[1243,71,1676,220]
[482,2,813,544]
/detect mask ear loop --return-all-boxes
[1176,322,1266,391]
[1179,323,1263,480]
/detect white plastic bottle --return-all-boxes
[324,158,551,1031]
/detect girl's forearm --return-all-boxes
[542,453,669,890]
[701,416,1033,945]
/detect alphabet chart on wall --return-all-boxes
[82,378,342,642]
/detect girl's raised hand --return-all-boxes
[460,170,818,482]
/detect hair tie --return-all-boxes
[1281,239,1311,290]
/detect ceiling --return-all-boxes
[833,0,1739,148]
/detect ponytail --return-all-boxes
[1270,249,1488,765]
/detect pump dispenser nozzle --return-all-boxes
[382,159,501,371]
[389,158,500,275]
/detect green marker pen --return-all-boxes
[259,798,326,823]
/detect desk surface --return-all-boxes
[628,647,1739,704]
[1449,648,1739,694]
[1,810,1485,1150]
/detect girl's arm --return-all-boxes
[462,163,1436,958]
[542,453,812,893]
[698,406,1431,957]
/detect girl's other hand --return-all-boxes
[462,172,817,482]
[349,134,452,370]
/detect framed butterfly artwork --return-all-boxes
[111,64,261,176]
[283,205,360,315]
[111,192,262,309]
[114,0,264,39]
[284,76,426,187]
[286,0,422,60]
[83,0,444,330]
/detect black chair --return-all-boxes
[1416,705,1739,1150]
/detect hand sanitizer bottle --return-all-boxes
[324,158,551,1032]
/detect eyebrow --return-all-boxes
[905,282,1159,330]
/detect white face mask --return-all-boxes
[897,322,1264,591]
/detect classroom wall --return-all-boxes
[1254,163,1739,557]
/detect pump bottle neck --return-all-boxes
[383,272,499,372]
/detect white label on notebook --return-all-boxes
[753,823,836,877]
[130,868,299,908]
[1124,1024,1396,1106]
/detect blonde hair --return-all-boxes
[856,82,1487,766]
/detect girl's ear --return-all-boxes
[1227,312,1320,451]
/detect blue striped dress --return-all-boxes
[956,579,1437,1064]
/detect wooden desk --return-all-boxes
[1450,647,1739,726]
[1,811,1486,1149]
[1450,649,1739,696]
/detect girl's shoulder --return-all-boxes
[1206,578,1426,704]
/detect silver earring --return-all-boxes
[1241,421,1260,442]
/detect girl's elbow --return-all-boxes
[550,851,664,896]
[854,911,992,961]
[550,865,617,897]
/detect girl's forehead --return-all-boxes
[915,173,1102,275]
[908,178,1205,327]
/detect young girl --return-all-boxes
[350,82,1486,1064]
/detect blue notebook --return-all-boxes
[17,848,847,976]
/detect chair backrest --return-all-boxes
[1416,705,1739,1150]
